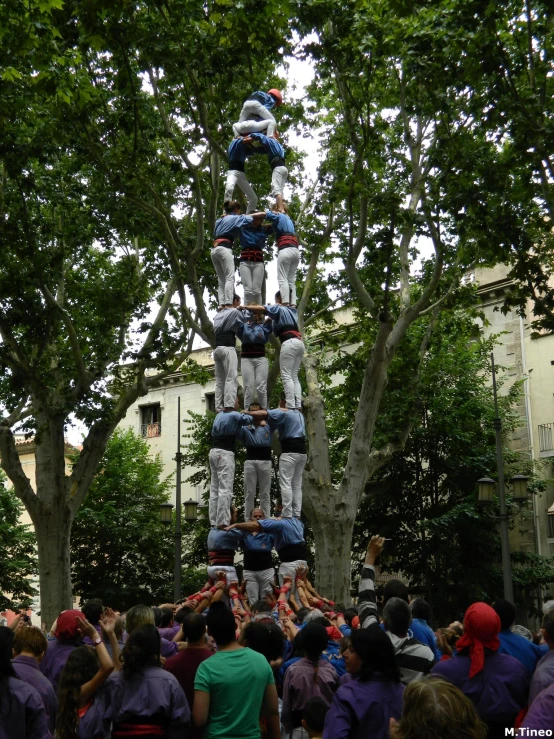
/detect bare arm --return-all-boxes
[239,304,266,313]
[261,683,280,739]
[227,521,261,533]
[101,609,121,671]
[77,617,114,704]
[193,690,210,728]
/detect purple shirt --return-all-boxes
[78,688,109,739]
[161,637,178,658]
[520,682,554,732]
[323,676,404,739]
[39,638,79,690]
[158,624,180,641]
[12,656,58,733]
[105,666,190,737]
[281,657,338,731]
[432,652,528,733]
[529,649,554,705]
[0,676,51,739]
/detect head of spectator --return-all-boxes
[491,599,516,631]
[301,623,329,666]
[54,609,85,643]
[296,607,311,625]
[125,604,155,636]
[81,599,103,626]
[457,602,500,678]
[344,624,400,682]
[383,597,412,637]
[410,598,432,624]
[339,636,351,656]
[304,611,326,625]
[511,624,533,641]
[205,602,237,648]
[436,627,460,658]
[122,624,161,678]
[152,607,162,627]
[543,598,554,614]
[12,625,48,664]
[175,605,193,625]
[390,675,486,739]
[542,608,554,650]
[250,600,273,623]
[182,613,206,646]
[241,622,285,663]
[301,696,329,738]
[159,607,174,629]
[57,645,101,737]
[0,626,15,686]
[383,579,409,605]
[343,607,358,628]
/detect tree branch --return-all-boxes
[0,426,40,518]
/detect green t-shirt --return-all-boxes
[194,646,274,739]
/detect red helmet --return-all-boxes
[268,88,283,106]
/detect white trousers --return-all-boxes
[207,565,237,586]
[277,246,299,305]
[211,246,236,306]
[240,261,265,306]
[213,346,238,410]
[243,568,275,605]
[241,356,268,409]
[224,169,258,214]
[208,448,235,527]
[271,165,288,199]
[244,459,272,519]
[280,338,304,409]
[278,559,308,600]
[279,453,307,518]
[233,101,277,138]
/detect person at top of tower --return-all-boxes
[232,88,283,139]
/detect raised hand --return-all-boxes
[100,608,117,635]
[365,535,386,565]
[76,616,98,640]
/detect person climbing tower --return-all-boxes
[232,89,282,139]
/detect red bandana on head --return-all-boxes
[456,602,500,678]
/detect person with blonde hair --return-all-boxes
[389,676,486,738]
[125,604,184,659]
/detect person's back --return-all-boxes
[519,682,554,733]
[193,602,278,739]
[325,676,404,739]
[492,598,545,675]
[12,625,58,733]
[106,625,190,737]
[39,609,84,690]
[384,598,434,684]
[529,608,554,704]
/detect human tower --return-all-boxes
[205,89,309,605]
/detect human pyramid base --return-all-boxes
[3,90,554,739]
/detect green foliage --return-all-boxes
[0,478,37,610]
[71,429,175,610]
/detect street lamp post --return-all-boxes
[490,353,514,603]
[174,396,182,603]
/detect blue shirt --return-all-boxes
[211,411,253,438]
[227,137,252,166]
[243,531,274,552]
[267,408,305,440]
[207,527,245,551]
[411,619,439,662]
[236,321,272,346]
[247,90,277,112]
[264,210,296,237]
[258,517,305,549]
[248,132,285,162]
[214,213,253,241]
[238,224,272,250]
[239,424,272,448]
[497,630,547,675]
[264,304,299,335]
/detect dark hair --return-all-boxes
[296,607,311,625]
[275,291,282,301]
[152,607,162,628]
[492,599,516,631]
[224,200,240,214]
[344,608,358,627]
[205,602,236,646]
[242,622,285,662]
[542,609,554,642]
[301,623,329,662]
[252,600,272,614]
[175,606,193,624]
[122,624,161,678]
[13,625,48,658]
[159,607,174,628]
[383,597,412,636]
[81,599,103,625]
[350,624,400,682]
[383,579,409,604]
[0,626,16,718]
[233,293,240,302]
[183,613,206,643]
[311,616,331,628]
[410,598,431,623]
[57,646,99,739]
[303,696,329,734]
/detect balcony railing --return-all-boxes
[141,423,161,438]
[538,423,553,453]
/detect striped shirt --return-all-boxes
[213,308,244,336]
